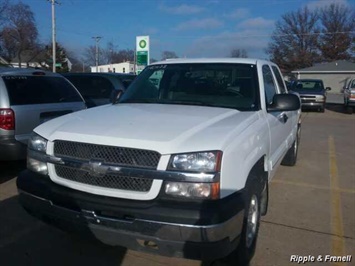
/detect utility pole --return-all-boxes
[92,36,102,72]
[133,48,136,74]
[48,0,59,73]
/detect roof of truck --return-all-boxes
[151,58,265,65]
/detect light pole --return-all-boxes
[48,0,59,73]
[92,36,102,72]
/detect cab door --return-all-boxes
[262,64,293,179]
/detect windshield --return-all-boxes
[118,63,259,111]
[292,80,324,91]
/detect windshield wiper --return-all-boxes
[119,99,240,110]
[119,99,159,104]
[158,100,217,107]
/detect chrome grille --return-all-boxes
[55,165,153,192]
[301,95,316,103]
[54,140,160,169]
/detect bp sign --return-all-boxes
[139,40,147,49]
[136,51,148,65]
[136,36,149,68]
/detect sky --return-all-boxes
[16,0,353,61]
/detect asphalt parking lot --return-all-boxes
[0,100,354,266]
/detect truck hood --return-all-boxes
[35,104,259,154]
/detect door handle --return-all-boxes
[277,113,288,123]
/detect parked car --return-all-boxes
[62,73,136,107]
[0,68,86,161]
[290,79,331,112]
[343,78,355,114]
[17,58,301,265]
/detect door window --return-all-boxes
[272,66,287,93]
[262,65,277,105]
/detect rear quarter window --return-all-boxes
[3,76,83,105]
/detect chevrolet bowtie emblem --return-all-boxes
[82,159,108,177]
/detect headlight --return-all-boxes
[165,182,219,199]
[28,133,48,152]
[315,95,325,102]
[167,151,222,172]
[27,157,48,175]
[27,133,48,175]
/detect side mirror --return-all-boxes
[267,94,300,112]
[110,89,124,104]
[326,87,331,91]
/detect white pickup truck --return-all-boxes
[17,58,301,265]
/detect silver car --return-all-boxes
[0,68,86,161]
[344,78,355,114]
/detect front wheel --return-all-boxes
[346,106,353,114]
[240,192,261,260]
[208,178,263,266]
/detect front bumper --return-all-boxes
[0,135,26,161]
[301,102,325,108]
[345,98,355,107]
[17,170,245,260]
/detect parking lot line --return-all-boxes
[329,136,346,265]
[271,180,355,194]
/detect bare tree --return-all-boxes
[318,3,355,61]
[83,41,135,67]
[113,49,134,63]
[0,2,39,67]
[0,0,10,58]
[0,0,9,27]
[230,48,248,58]
[161,51,178,60]
[266,7,320,73]
[102,41,116,65]
[150,58,158,64]
[83,45,96,66]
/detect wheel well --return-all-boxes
[245,156,268,216]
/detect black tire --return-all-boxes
[235,186,261,265]
[281,125,300,166]
[208,169,264,266]
[346,106,353,114]
[320,106,325,113]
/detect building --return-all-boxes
[291,60,355,93]
[90,62,135,74]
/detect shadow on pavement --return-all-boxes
[0,195,128,266]
[325,103,351,114]
[0,160,26,184]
